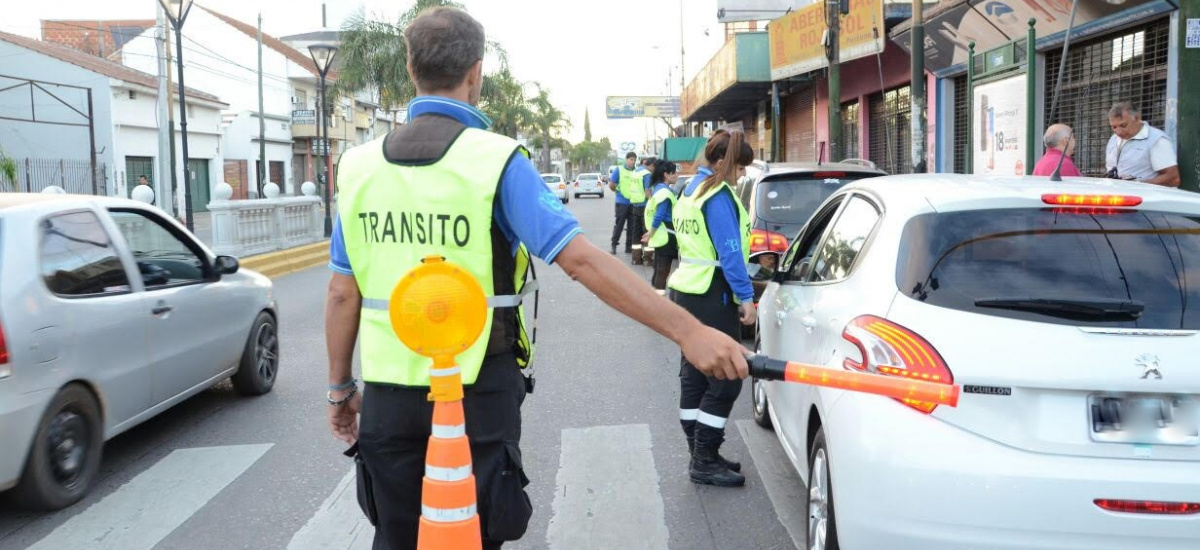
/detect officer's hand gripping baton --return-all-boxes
[746,354,961,408]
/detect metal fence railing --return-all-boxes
[0,157,106,195]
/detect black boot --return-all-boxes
[689,445,745,487]
[687,438,741,473]
[610,244,618,254]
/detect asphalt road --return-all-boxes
[0,192,809,550]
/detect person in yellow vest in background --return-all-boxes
[668,130,756,488]
[641,159,679,295]
[608,152,651,254]
[323,8,749,550]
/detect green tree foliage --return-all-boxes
[528,85,570,172]
[480,68,532,139]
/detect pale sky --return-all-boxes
[4,0,730,147]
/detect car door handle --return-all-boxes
[152,303,173,315]
[800,316,817,328]
[775,311,787,327]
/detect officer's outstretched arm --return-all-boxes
[554,236,749,380]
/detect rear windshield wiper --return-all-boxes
[974,297,1144,320]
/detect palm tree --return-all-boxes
[334,1,508,119]
[528,85,570,172]
[480,68,532,139]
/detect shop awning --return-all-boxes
[663,137,708,163]
[682,32,772,122]
[890,0,1177,77]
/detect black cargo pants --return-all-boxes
[356,354,532,550]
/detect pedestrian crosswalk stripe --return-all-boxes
[286,467,374,550]
[25,444,272,550]
[545,424,669,550]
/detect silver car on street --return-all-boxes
[0,194,279,510]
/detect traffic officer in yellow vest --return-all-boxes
[668,130,756,488]
[608,152,652,254]
[641,159,679,294]
[323,8,750,550]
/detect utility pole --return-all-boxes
[258,12,267,197]
[164,22,181,218]
[679,0,687,137]
[911,0,928,173]
[827,0,842,163]
[155,2,175,215]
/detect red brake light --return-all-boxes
[842,315,953,414]
[749,229,789,253]
[812,172,847,179]
[0,318,8,366]
[1041,194,1142,207]
[1094,500,1200,515]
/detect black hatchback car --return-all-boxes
[740,160,887,255]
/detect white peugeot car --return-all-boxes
[751,175,1200,550]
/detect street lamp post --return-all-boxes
[308,43,338,238]
[159,0,195,232]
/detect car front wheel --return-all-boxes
[232,311,279,396]
[808,427,840,550]
[12,384,103,511]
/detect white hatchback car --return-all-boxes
[541,173,569,204]
[752,175,1200,550]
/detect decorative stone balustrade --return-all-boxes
[206,182,324,257]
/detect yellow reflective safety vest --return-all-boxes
[618,166,648,204]
[337,128,536,386]
[643,185,677,249]
[667,181,750,299]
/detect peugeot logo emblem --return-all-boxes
[1136,354,1162,380]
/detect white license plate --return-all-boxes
[1089,394,1200,446]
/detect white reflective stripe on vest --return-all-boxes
[425,464,473,482]
[430,366,461,377]
[360,281,538,312]
[422,504,477,523]
[431,423,467,439]
[680,257,721,267]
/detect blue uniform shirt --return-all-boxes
[609,163,653,205]
[329,96,583,274]
[683,168,753,303]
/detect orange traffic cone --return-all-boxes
[417,359,482,550]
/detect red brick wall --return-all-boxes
[224,160,249,200]
[41,20,154,58]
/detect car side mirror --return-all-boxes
[215,255,240,275]
[748,251,781,282]
[795,258,812,281]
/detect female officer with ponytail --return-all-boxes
[642,159,679,294]
[668,130,756,487]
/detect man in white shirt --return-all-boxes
[1105,102,1180,187]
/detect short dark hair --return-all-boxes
[641,157,656,166]
[1108,102,1139,118]
[625,152,637,160]
[139,174,148,179]
[405,7,486,92]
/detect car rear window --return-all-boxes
[897,208,1200,329]
[755,172,876,225]
[579,174,598,181]
[542,175,562,184]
